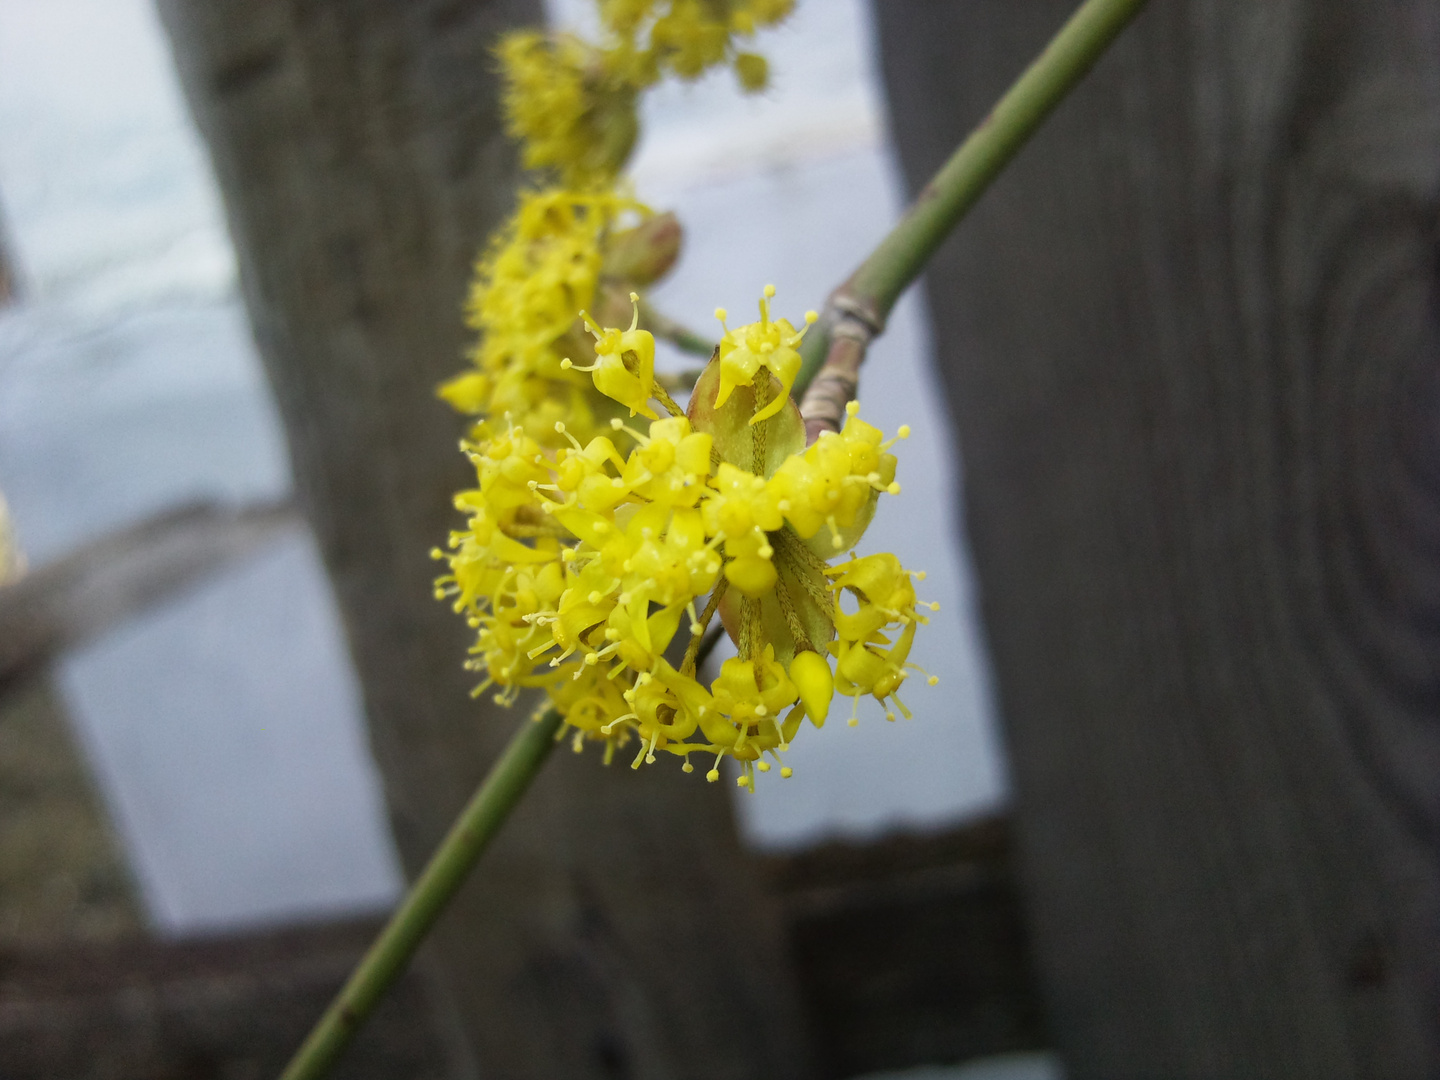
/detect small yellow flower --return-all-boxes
[563,294,659,419]
[713,285,818,425]
[828,552,940,722]
[768,401,906,549]
[620,416,713,507]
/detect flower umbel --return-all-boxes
[437,288,933,787]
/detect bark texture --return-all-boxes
[875,2,1440,1077]
[155,3,811,1077]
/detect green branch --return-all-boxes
[279,708,564,1080]
[638,297,716,358]
[795,0,1149,397]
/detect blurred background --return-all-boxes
[2,0,1435,1078]
[0,0,1032,1075]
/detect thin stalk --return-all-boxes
[795,0,1149,400]
[656,368,706,393]
[279,708,565,1080]
[638,297,716,358]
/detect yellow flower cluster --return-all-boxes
[438,187,678,447]
[435,290,937,788]
[499,0,795,187]
[439,3,934,786]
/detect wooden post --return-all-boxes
[155,3,812,1076]
[874,1,1440,1076]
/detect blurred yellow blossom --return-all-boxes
[499,1,795,188]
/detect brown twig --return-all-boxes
[797,294,883,443]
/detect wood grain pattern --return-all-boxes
[154,3,812,1077]
[874,1,1440,1076]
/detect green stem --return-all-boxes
[279,708,564,1080]
[638,297,716,358]
[795,0,1149,393]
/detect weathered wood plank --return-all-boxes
[875,1,1440,1076]
[0,678,143,946]
[154,3,813,1076]
[0,918,453,1080]
[0,817,1042,1079]
[762,817,1046,1078]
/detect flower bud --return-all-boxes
[789,649,834,728]
[603,213,682,285]
[733,53,768,92]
